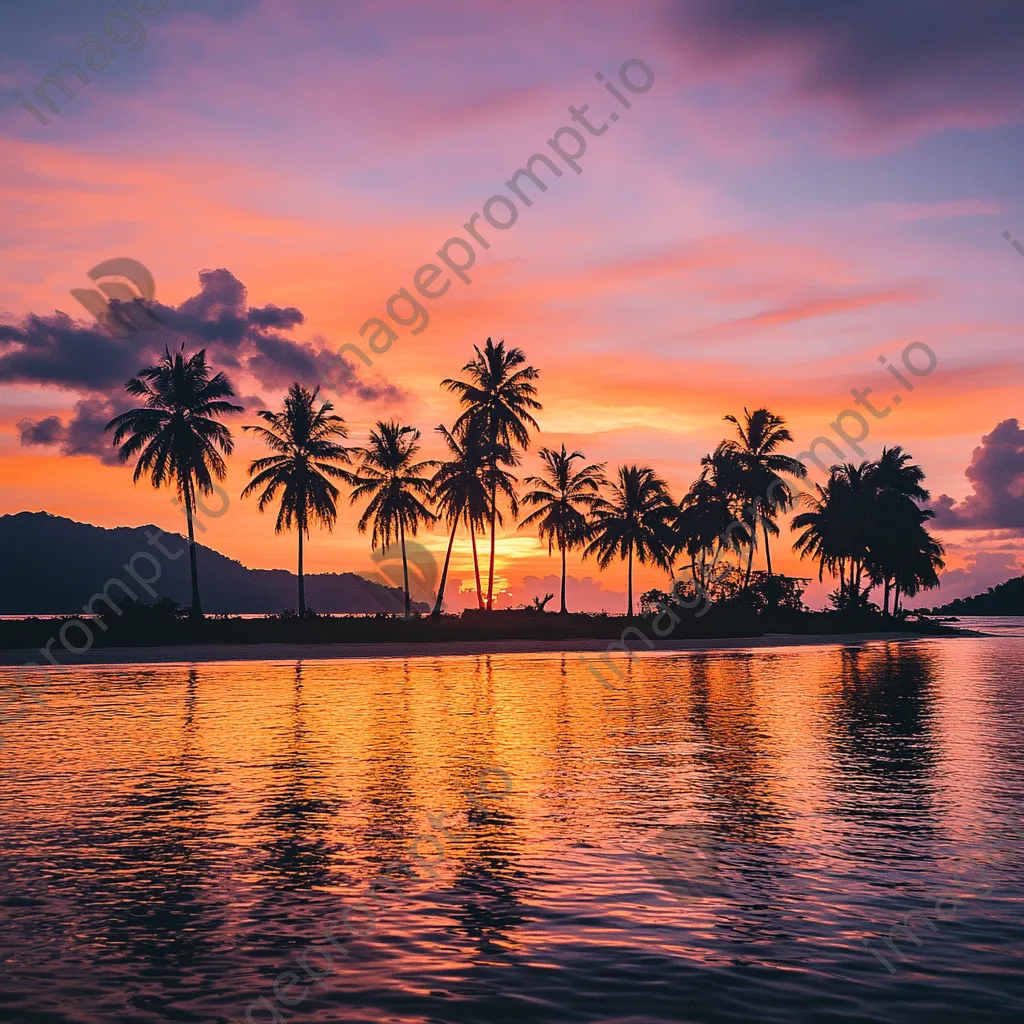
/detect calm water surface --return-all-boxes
[2,630,1023,1023]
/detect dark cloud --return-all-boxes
[931,419,1024,534]
[248,304,305,330]
[673,0,1024,127]
[3,268,400,460]
[17,415,65,446]
[17,397,133,466]
[0,311,163,392]
[248,333,402,404]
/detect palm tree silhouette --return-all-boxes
[890,533,945,614]
[520,445,607,613]
[792,481,848,605]
[866,446,937,615]
[697,446,755,583]
[792,451,943,614]
[430,421,515,616]
[241,384,351,618]
[720,408,808,579]
[349,420,437,617]
[585,465,674,617]
[106,345,241,619]
[674,466,744,598]
[442,338,541,610]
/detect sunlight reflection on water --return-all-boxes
[2,635,1023,1022]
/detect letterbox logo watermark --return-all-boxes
[634,823,723,901]
[366,539,439,611]
[71,257,162,338]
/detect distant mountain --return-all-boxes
[0,511,424,615]
[926,575,1024,616]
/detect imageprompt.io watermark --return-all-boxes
[334,57,656,374]
[365,539,440,612]
[12,0,168,127]
[70,257,162,337]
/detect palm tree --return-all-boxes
[792,480,849,606]
[349,420,437,617]
[520,445,607,613]
[442,338,541,610]
[792,452,943,615]
[699,445,757,583]
[891,533,945,615]
[673,466,744,598]
[871,445,929,501]
[429,421,505,616]
[720,407,808,579]
[584,465,674,617]
[866,446,935,615]
[106,345,241,619]
[241,384,351,617]
[830,461,876,606]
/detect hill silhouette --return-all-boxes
[927,575,1024,616]
[0,511,422,615]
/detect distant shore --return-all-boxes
[0,629,981,668]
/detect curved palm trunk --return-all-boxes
[399,518,411,618]
[560,543,567,614]
[470,527,484,609]
[433,517,459,617]
[184,477,203,620]
[297,527,306,618]
[486,479,498,610]
[883,576,891,617]
[762,520,773,577]
[744,538,755,589]
[627,541,634,618]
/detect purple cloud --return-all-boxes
[673,0,1024,131]
[17,397,134,466]
[3,268,400,460]
[931,419,1024,534]
[907,550,1024,608]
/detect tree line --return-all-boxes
[105,339,945,620]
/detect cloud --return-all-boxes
[931,419,1024,534]
[0,313,156,393]
[514,574,627,614]
[907,550,1024,608]
[17,396,134,466]
[672,0,1024,136]
[3,268,400,459]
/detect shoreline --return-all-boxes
[0,629,982,668]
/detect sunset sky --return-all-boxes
[3,0,1024,610]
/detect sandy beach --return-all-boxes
[0,630,976,668]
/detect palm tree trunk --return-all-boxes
[560,543,567,614]
[762,520,773,576]
[883,576,890,617]
[470,527,484,609]
[433,517,459,617]
[486,478,498,610]
[627,541,634,618]
[744,538,755,589]
[399,518,411,618]
[184,477,203,620]
[297,527,306,618]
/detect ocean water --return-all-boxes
[2,630,1023,1023]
